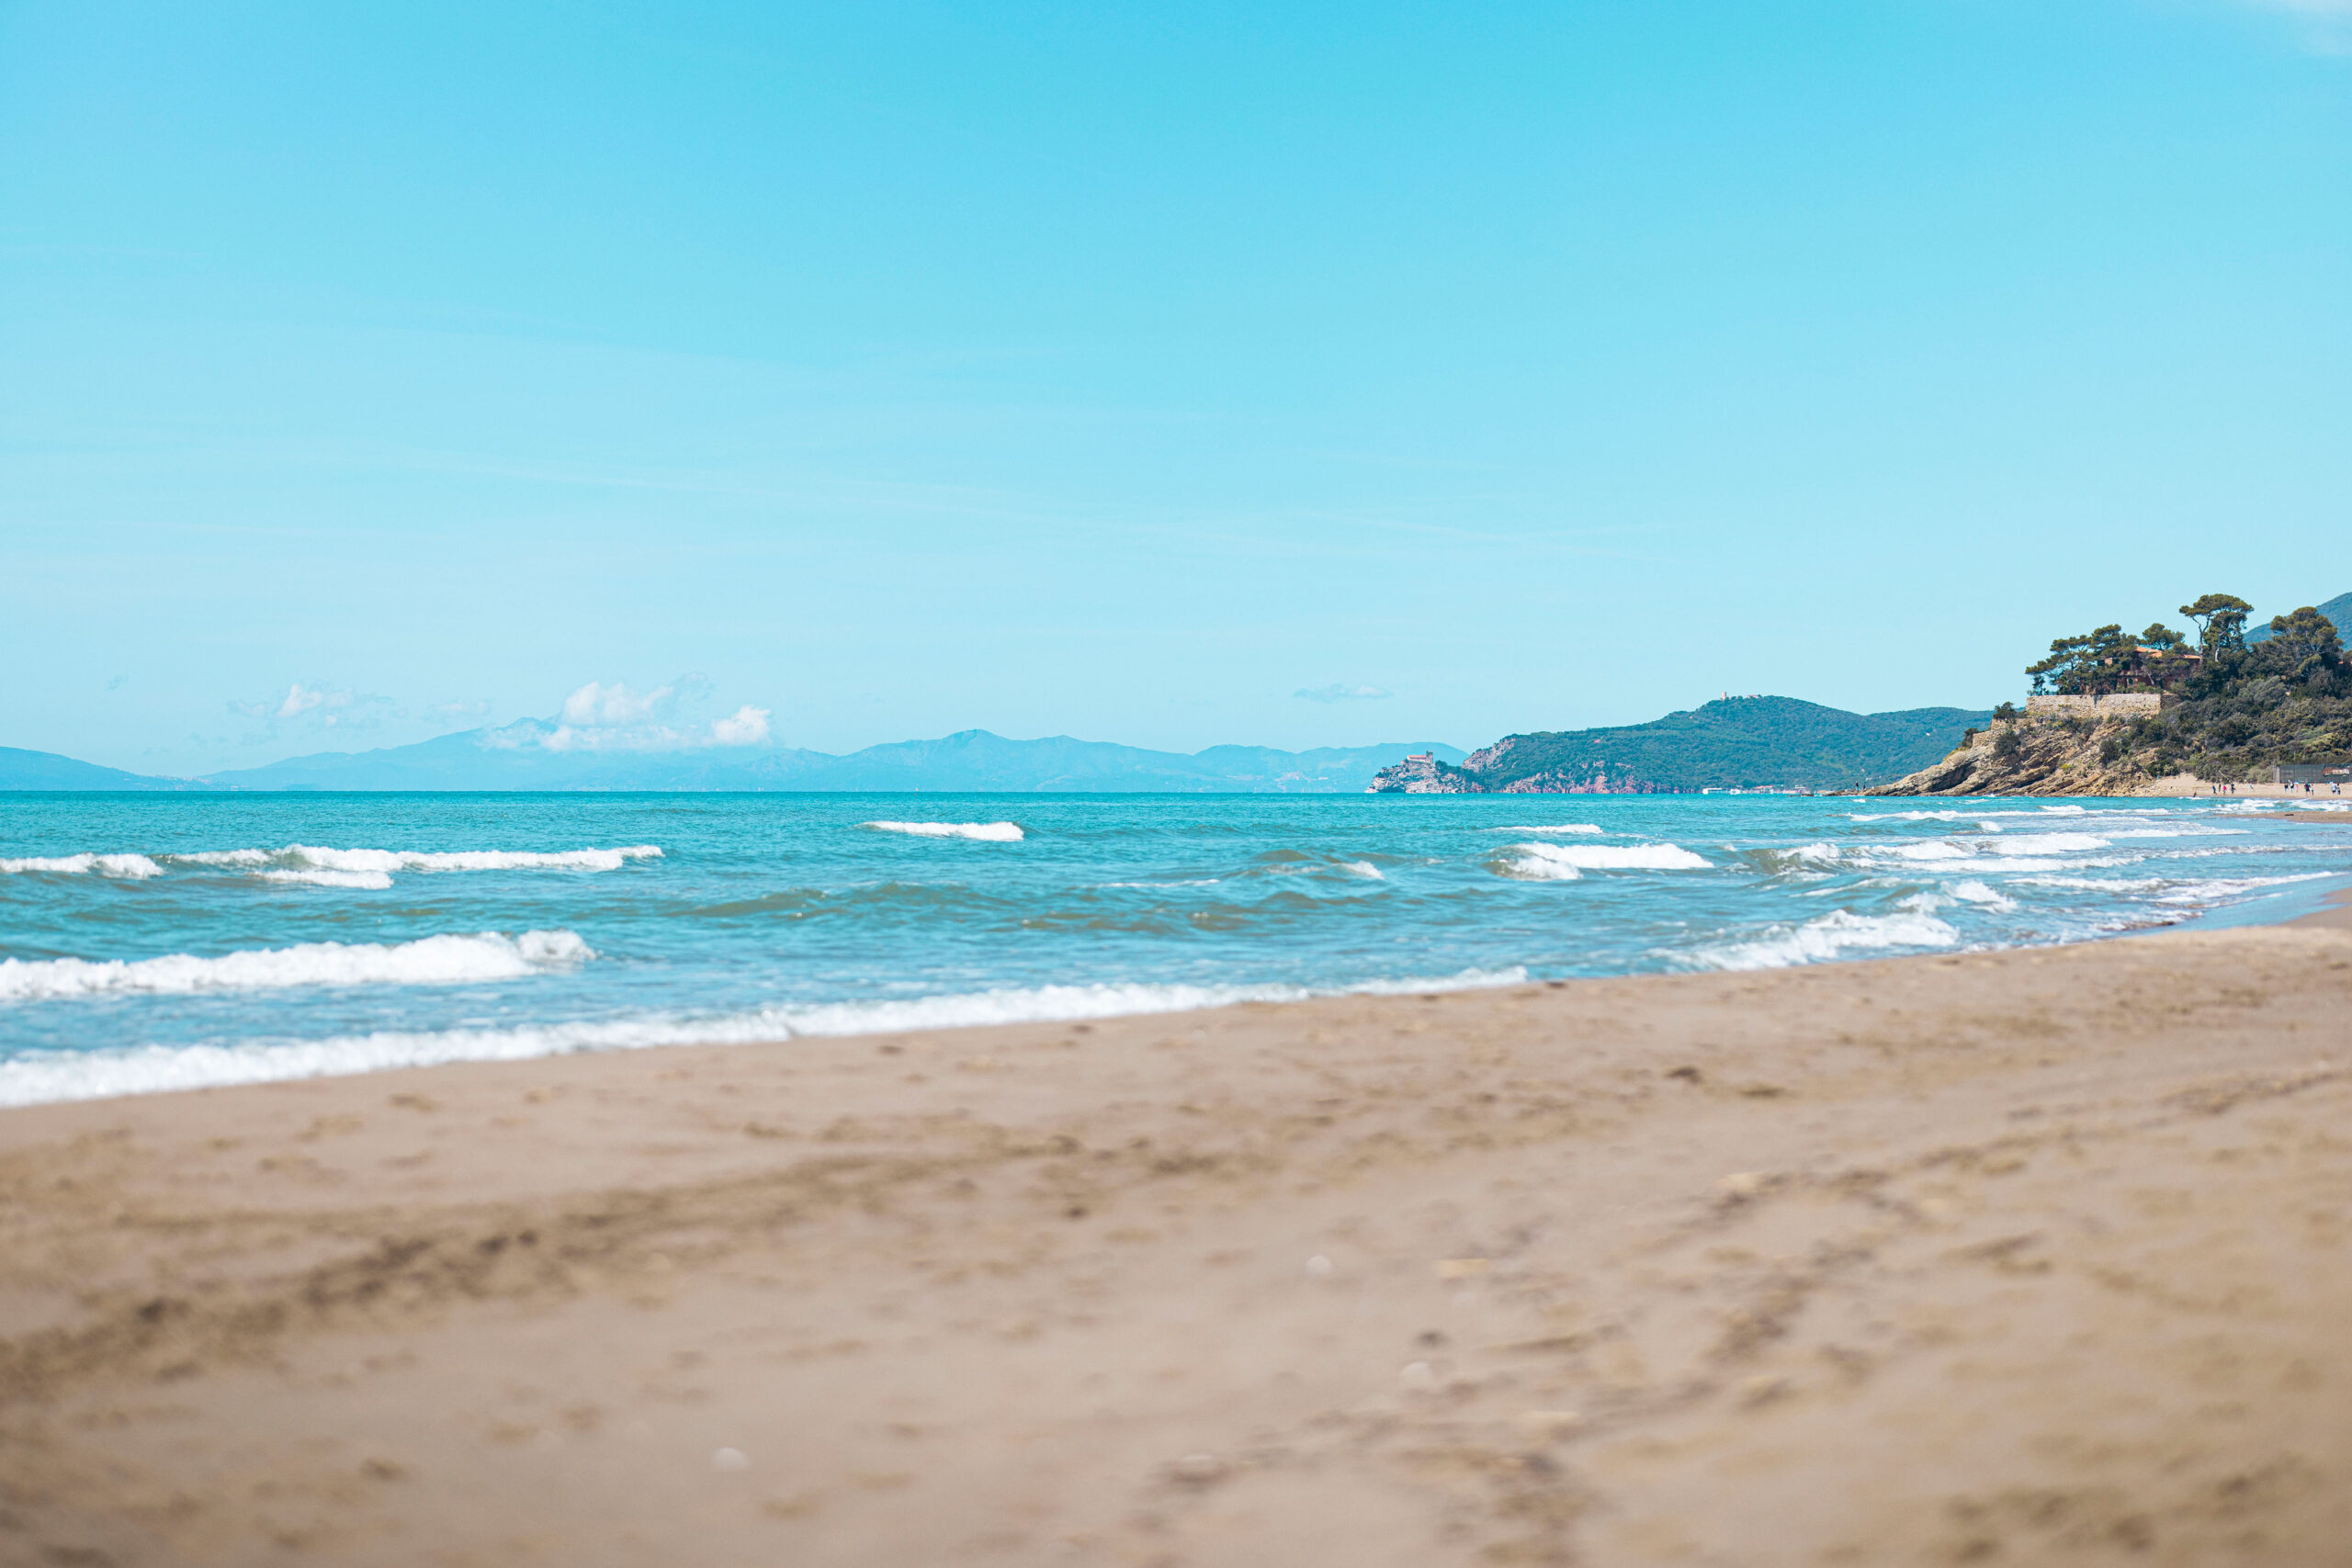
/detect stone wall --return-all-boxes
[2023,694,2175,717]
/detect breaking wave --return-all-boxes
[1496,841,1713,880]
[1688,909,1961,971]
[860,821,1025,841]
[0,853,164,878]
[0,930,592,1003]
[0,964,1527,1105]
[257,868,396,890]
[1950,880,2017,911]
[2150,872,2338,906]
[3,846,661,890]
[176,844,661,874]
[1987,832,2113,854]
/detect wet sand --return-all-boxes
[4,920,2349,1566]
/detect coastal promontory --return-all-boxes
[1872,591,2349,796]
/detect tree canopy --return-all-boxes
[2026,624,2143,695]
[2179,593,2253,655]
[2262,605,2345,671]
[2018,592,2349,781]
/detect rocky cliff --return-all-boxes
[1363,754,1486,793]
[1869,716,2156,796]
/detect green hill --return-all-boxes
[1418,698,1992,794]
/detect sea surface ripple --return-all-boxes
[2,791,2346,1103]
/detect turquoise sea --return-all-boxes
[3,791,2347,1105]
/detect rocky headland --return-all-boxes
[1869,711,2156,796]
[1367,698,1986,795]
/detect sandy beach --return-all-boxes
[4,909,2349,1567]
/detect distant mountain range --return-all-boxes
[4,696,1986,796]
[1369,698,1994,794]
[0,747,207,791]
[20,596,2337,796]
[0,726,1468,794]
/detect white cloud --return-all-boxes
[560,680,675,727]
[532,677,773,751]
[275,682,333,719]
[229,682,391,737]
[710,705,772,746]
[1295,682,1394,703]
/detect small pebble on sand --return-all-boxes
[1170,1453,1227,1485]
[1306,1254,1333,1276]
[713,1447,751,1472]
[1513,1410,1583,1437]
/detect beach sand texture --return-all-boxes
[3,919,2349,1566]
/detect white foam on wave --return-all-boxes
[2217,798,2350,814]
[1884,840,1974,862]
[1951,880,2018,911]
[1497,842,1712,881]
[8,845,662,890]
[0,853,165,879]
[2102,827,2248,840]
[1991,831,2113,854]
[1340,860,1385,880]
[859,821,1025,842]
[2153,872,2337,906]
[1688,909,1961,971]
[1487,824,1606,835]
[258,868,396,890]
[1934,855,2122,874]
[0,964,1529,1107]
[1791,840,2124,875]
[179,844,662,874]
[1826,831,2115,865]
[0,930,591,1003]
[172,850,273,867]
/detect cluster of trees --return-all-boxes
[2022,592,2253,695]
[2024,592,2348,779]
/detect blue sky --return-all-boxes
[5,0,2348,773]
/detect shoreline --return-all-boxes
[4,919,2349,1563]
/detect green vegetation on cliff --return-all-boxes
[2025,592,2347,780]
[1877,591,2350,795]
[2111,601,2347,780]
